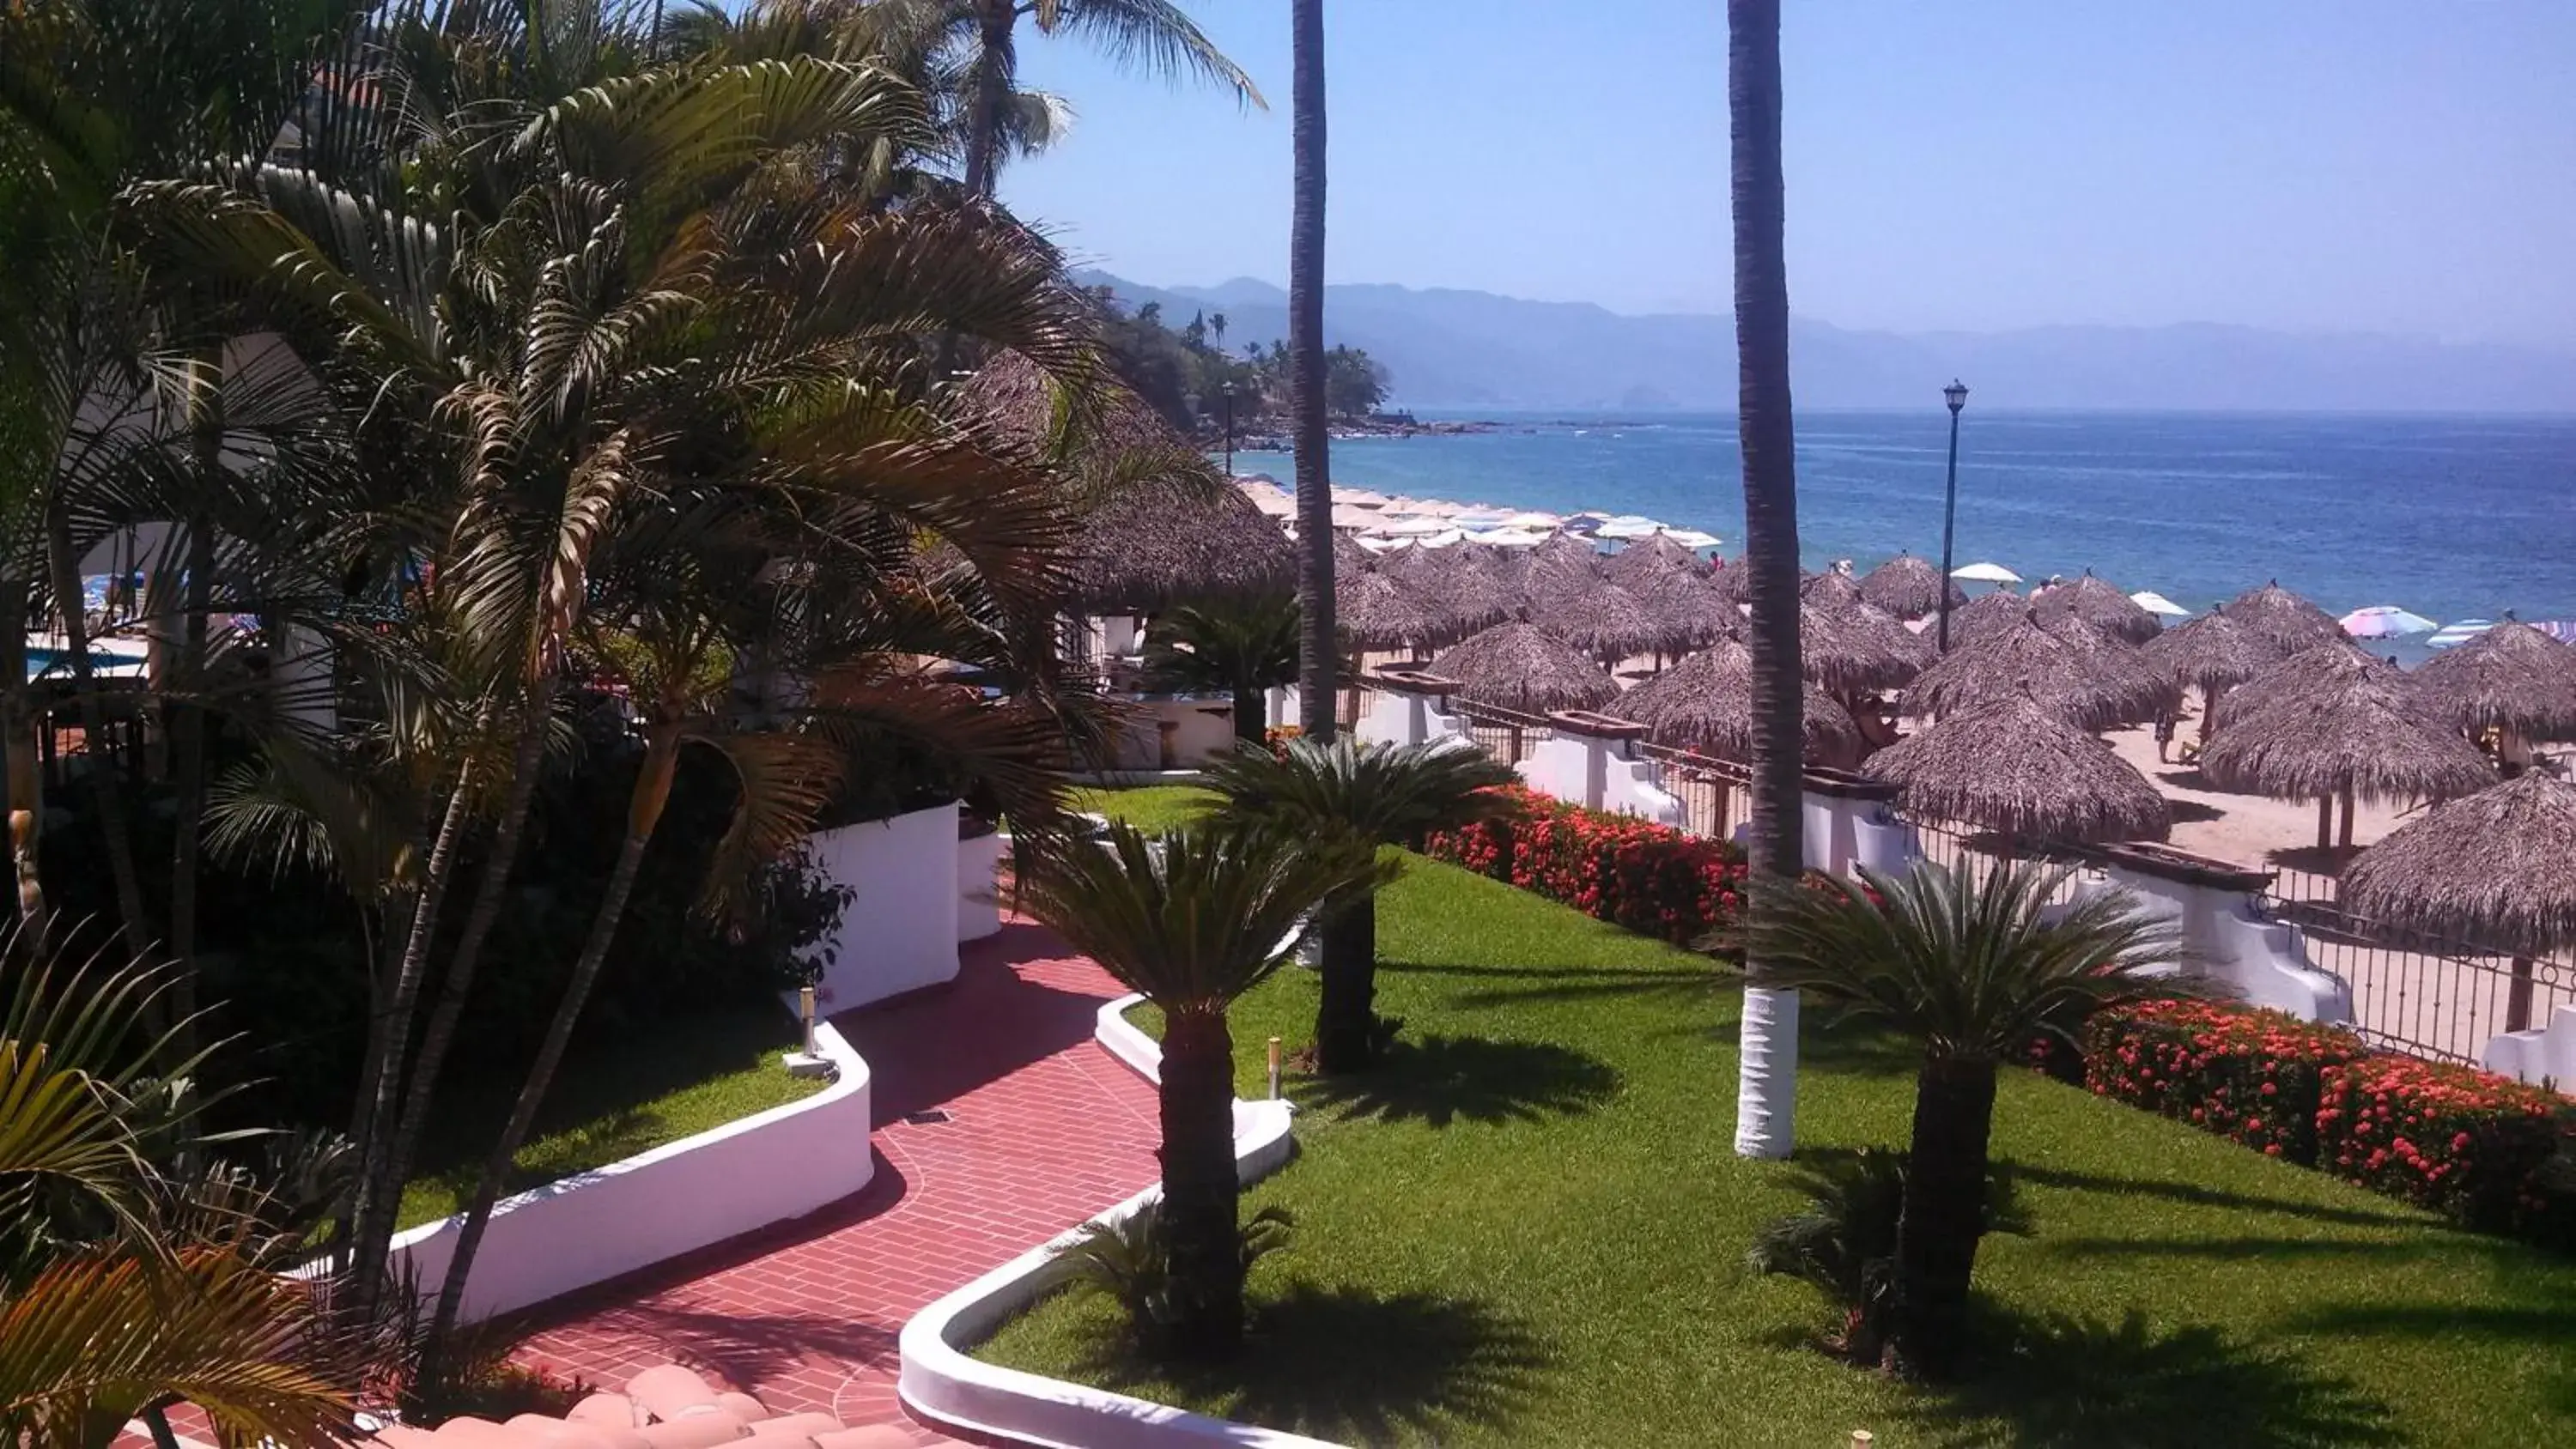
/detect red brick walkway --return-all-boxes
[513,921,1161,1443]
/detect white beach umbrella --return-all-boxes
[2129,590,2192,618]
[1332,487,1390,507]
[1660,528,1723,549]
[1465,526,1548,548]
[1503,511,1562,529]
[1375,515,1453,536]
[1595,518,1668,539]
[1951,561,2023,585]
[1416,529,1469,549]
[2339,605,2439,640]
[1356,535,1411,554]
[1329,504,1382,530]
[2427,618,2497,652]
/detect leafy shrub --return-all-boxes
[1062,1200,1295,1355]
[1424,785,1747,944]
[2083,999,2366,1165]
[2318,1054,2571,1237]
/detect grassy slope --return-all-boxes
[1069,785,1217,833]
[980,853,2576,1447]
[398,1007,822,1228]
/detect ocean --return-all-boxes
[1234,411,2576,661]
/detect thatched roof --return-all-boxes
[1604,533,1698,591]
[2199,672,2495,805]
[1803,570,1863,609]
[1431,621,1619,713]
[1382,545,1514,641]
[2033,571,2161,645]
[2410,620,2576,738]
[2342,773,2576,955]
[1332,530,1373,579]
[2226,580,2345,655]
[1900,612,2166,729]
[1618,640,1859,762]
[1858,552,1962,621]
[2041,615,2184,718]
[1638,569,1738,650]
[1540,580,1663,659]
[1801,597,1927,694]
[1866,691,2172,845]
[2143,607,2281,690]
[1529,531,1602,585]
[2210,640,2395,733]
[1336,570,1444,652]
[1943,588,2030,647]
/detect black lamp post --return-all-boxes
[1221,379,1238,477]
[1934,379,1970,653]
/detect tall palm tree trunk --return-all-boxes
[425,729,679,1355]
[0,580,42,937]
[961,0,1017,197]
[44,506,155,965]
[1158,1007,1244,1354]
[1728,0,1807,1161]
[1289,0,1336,742]
[164,512,216,1054]
[1313,887,1377,1072]
[1891,1052,1996,1380]
[1232,675,1267,743]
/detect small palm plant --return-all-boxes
[1141,594,1301,743]
[1742,859,2185,1380]
[1200,737,1520,1073]
[1018,823,1381,1355]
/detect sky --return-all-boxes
[1002,1,2576,348]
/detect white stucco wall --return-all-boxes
[805,802,963,1011]
[1516,734,1592,806]
[2080,864,2354,1024]
[2484,1003,2576,1089]
[386,1006,872,1325]
[1109,699,1240,770]
[1799,790,1917,878]
[957,828,1006,943]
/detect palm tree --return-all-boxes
[1288,0,1334,740]
[1141,594,1300,743]
[1743,860,2184,1379]
[1017,822,1378,1355]
[1200,737,1517,1071]
[1726,0,1807,1161]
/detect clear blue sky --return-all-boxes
[1003,1,2576,347]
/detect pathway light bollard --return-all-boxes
[799,985,818,1058]
[1267,1037,1283,1100]
[1851,1433,1874,1448]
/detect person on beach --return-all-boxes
[2154,709,2178,763]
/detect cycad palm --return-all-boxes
[1140,593,1299,743]
[1017,823,1376,1354]
[1201,737,1517,1071]
[1743,859,2184,1379]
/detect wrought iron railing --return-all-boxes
[2255,891,2576,1065]
[1448,698,1555,765]
[1636,742,1750,843]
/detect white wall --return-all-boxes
[1517,731,1684,828]
[957,828,1006,943]
[1109,699,1239,770]
[2079,864,2354,1024]
[2482,1003,2576,1088]
[1800,790,1919,878]
[386,1005,872,1325]
[805,802,963,1011]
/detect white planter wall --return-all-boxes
[805,802,963,1011]
[2484,1003,2576,1088]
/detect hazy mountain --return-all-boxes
[1076,270,2576,415]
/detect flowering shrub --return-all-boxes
[1263,724,1303,761]
[2083,999,2366,1165]
[2318,1054,2569,1236]
[1422,785,1747,944]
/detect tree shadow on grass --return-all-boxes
[1111,1283,1554,1445]
[2008,1163,2427,1231]
[1382,957,1720,1009]
[1293,1034,1619,1128]
[1909,1307,2403,1448]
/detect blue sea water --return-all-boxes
[1234,411,2576,662]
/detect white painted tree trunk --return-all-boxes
[1733,984,1800,1158]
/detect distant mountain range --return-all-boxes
[1075,270,2576,415]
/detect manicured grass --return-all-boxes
[1070,785,1218,833]
[980,855,2576,1446]
[398,1007,822,1228]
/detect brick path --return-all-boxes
[513,920,1162,1443]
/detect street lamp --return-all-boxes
[1935,379,1970,653]
[1220,379,1239,478]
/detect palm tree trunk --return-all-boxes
[44,506,155,965]
[164,513,216,1057]
[1158,1007,1244,1354]
[1313,887,1378,1072]
[2336,785,2355,851]
[1728,0,1807,1161]
[961,0,1016,197]
[1232,676,1267,744]
[424,729,679,1357]
[1289,0,1336,742]
[0,580,41,937]
[1891,1052,1997,1381]
[2315,794,2332,851]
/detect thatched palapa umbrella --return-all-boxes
[2342,773,2576,1030]
[2200,671,2495,850]
[1858,552,1964,621]
[1382,543,1513,642]
[2144,607,2282,741]
[2211,640,2394,734]
[1336,569,1444,655]
[2226,580,2345,656]
[2410,619,2576,741]
[1621,640,1860,764]
[1802,569,1863,610]
[1867,690,2172,848]
[1605,532,1698,591]
[1638,569,1738,651]
[2034,570,2162,645]
[1529,531,1602,586]
[1901,612,2166,730]
[1540,580,1663,662]
[1801,597,1926,694]
[1431,621,1619,714]
[1942,587,2029,649]
[2040,614,2184,719]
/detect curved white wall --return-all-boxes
[805,802,963,1011]
[2485,1003,2576,1088]
[958,829,1007,943]
[387,1007,872,1325]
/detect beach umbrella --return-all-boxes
[1331,530,1372,579]
[1942,588,2030,648]
[1502,511,1562,530]
[1859,552,1965,621]
[1374,514,1452,536]
[2144,608,2281,691]
[1950,561,2022,585]
[2409,619,2576,739]
[1595,516,1668,539]
[2129,591,2192,619]
[1236,482,1296,518]
[1464,526,1549,548]
[1661,528,1723,550]
[1328,503,1382,530]
[1604,532,1698,590]
[1802,569,1864,609]
[1558,514,1607,537]
[1528,530,1602,582]
[2200,670,2496,849]
[1866,690,2171,847]
[1637,569,1739,650]
[2209,640,2403,733]
[1331,488,1391,508]
[2343,773,2576,1026]
[1336,569,1445,653]
[2338,605,2439,640]
[1802,597,1928,694]
[2224,580,2345,655]
[2427,618,2497,652]
[2534,621,2576,646]
[1431,621,1619,714]
[1388,543,1516,641]
[1618,640,1860,763]
[1900,611,2166,730]
[2041,614,2185,718]
[2032,570,2162,645]
[1539,579,1664,661]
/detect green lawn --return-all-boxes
[1070,784,1217,833]
[979,854,2576,1447]
[398,1007,823,1228]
